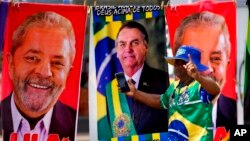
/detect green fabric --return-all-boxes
[160,80,213,141]
[247,18,250,54]
[98,116,112,140]
[105,79,137,137]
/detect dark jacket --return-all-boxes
[126,64,169,134]
[1,94,76,141]
[245,84,250,125]
[216,94,237,131]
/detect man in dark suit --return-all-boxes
[1,95,76,141]
[105,21,169,137]
[1,11,77,141]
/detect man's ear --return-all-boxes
[145,47,148,56]
[227,59,231,65]
[144,41,148,54]
[6,52,14,80]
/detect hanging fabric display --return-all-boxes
[166,1,236,140]
[1,2,88,141]
[89,5,170,141]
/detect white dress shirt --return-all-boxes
[11,94,53,141]
[124,64,144,89]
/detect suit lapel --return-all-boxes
[138,64,151,91]
[49,101,76,140]
[135,64,151,127]
[2,94,14,141]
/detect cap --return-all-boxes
[165,45,208,72]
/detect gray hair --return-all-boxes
[174,11,231,58]
[12,11,76,62]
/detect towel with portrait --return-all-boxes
[1,2,87,141]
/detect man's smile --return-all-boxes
[29,83,50,89]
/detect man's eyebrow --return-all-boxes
[53,55,65,60]
[25,49,41,54]
[131,38,140,42]
[211,50,222,55]
[118,40,126,43]
[25,49,65,59]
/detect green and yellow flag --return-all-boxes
[89,5,166,140]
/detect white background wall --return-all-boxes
[236,6,248,124]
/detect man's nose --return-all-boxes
[202,61,214,75]
[125,43,133,50]
[35,62,52,77]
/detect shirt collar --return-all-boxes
[11,93,53,132]
[124,64,144,88]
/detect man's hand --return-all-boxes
[121,79,136,97]
[119,79,162,109]
[184,54,199,79]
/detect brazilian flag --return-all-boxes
[0,1,9,52]
[93,14,123,141]
[90,6,165,140]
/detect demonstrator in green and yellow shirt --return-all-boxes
[124,45,220,141]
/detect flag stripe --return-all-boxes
[131,135,139,141]
[106,80,137,136]
[126,13,133,21]
[111,80,122,117]
[145,11,152,18]
[106,132,176,141]
[93,21,106,34]
[93,8,164,23]
[106,15,113,22]
[119,93,132,116]
[94,22,121,47]
[97,92,108,119]
[152,133,160,140]
[247,18,250,53]
[105,82,116,127]
[0,2,9,51]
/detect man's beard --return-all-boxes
[13,72,63,113]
